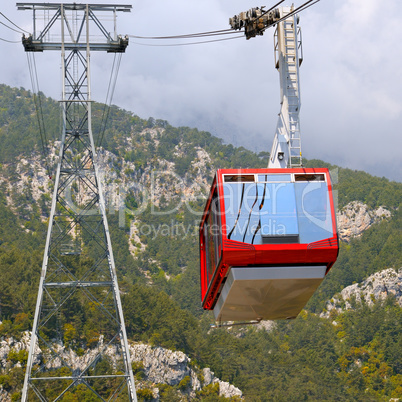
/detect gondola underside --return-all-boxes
[213,265,326,322]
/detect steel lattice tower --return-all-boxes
[18,3,137,401]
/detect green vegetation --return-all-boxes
[308,204,402,311]
[305,159,402,209]
[0,84,401,400]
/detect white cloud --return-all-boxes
[0,0,401,181]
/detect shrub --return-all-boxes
[137,388,154,400]
[178,375,191,390]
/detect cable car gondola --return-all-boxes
[199,168,338,323]
[199,6,339,324]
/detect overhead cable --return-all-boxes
[269,0,321,27]
[96,53,123,148]
[129,28,241,40]
[26,52,52,178]
[0,12,29,34]
[0,37,20,43]
[0,20,25,34]
[249,0,286,21]
[128,0,319,45]
[296,0,322,15]
[245,0,318,27]
[131,35,244,47]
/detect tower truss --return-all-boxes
[18,3,137,401]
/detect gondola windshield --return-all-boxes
[223,173,333,245]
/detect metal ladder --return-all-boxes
[282,16,302,167]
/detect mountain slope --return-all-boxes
[0,84,401,401]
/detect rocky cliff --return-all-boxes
[321,267,402,318]
[0,332,242,401]
[1,137,393,247]
[336,201,391,242]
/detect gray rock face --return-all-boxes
[129,344,242,398]
[0,331,34,369]
[202,367,215,386]
[322,268,402,317]
[202,368,242,398]
[0,336,243,400]
[0,385,11,402]
[215,379,243,398]
[336,201,391,242]
[256,320,277,332]
[130,344,190,386]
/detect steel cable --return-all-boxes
[0,37,20,43]
[0,20,25,34]
[96,53,123,148]
[26,52,52,178]
[129,28,241,40]
[130,35,244,47]
[266,0,321,29]
[0,12,30,34]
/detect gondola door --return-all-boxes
[200,184,223,301]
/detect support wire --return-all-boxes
[130,35,244,47]
[96,52,122,148]
[26,52,52,178]
[129,28,242,40]
[266,0,321,29]
[0,12,30,34]
[0,37,20,43]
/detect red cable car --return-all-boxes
[199,168,339,323]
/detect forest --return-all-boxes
[0,84,401,401]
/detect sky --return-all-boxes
[0,0,401,182]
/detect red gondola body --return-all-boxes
[199,168,339,322]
